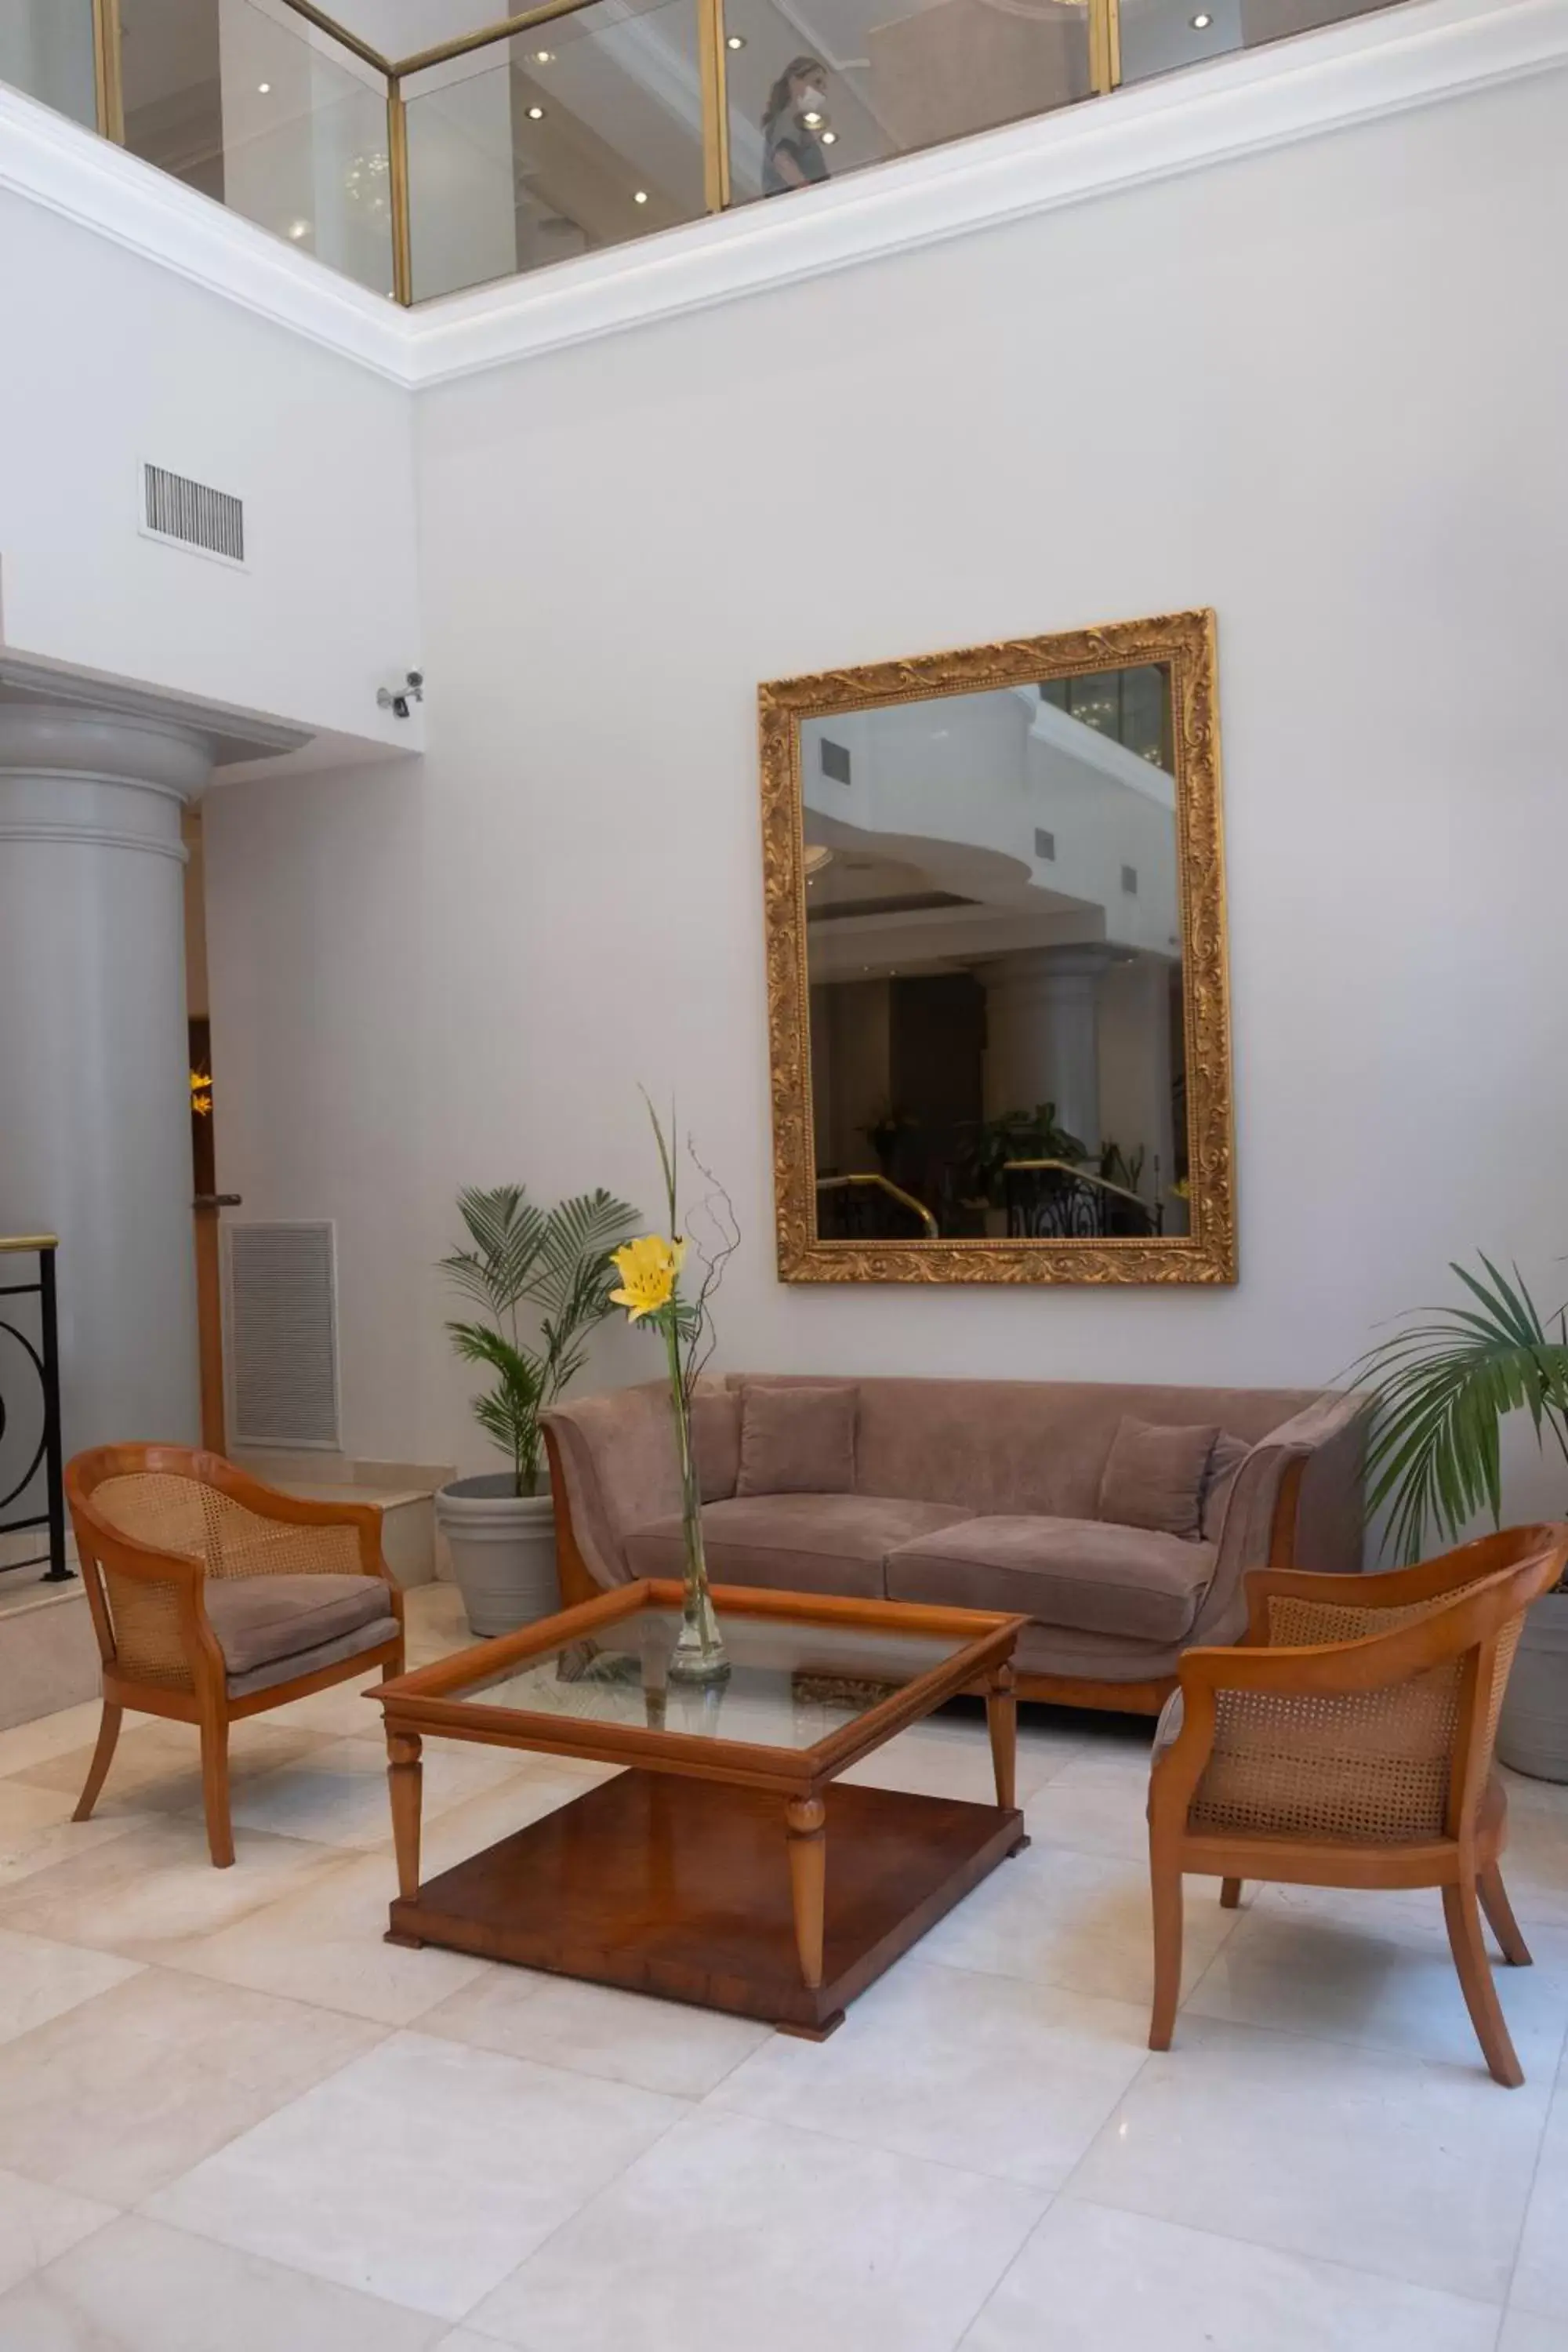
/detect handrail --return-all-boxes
[0,1239,70,1581]
[0,1234,60,1254]
[1000,1158,1152,1213]
[815,1172,938,1237]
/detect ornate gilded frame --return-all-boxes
[759,609,1236,1285]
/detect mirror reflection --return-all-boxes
[804,666,1189,1245]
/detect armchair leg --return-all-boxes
[71,1701,122,1822]
[1478,1863,1532,1967]
[1149,1846,1184,2053]
[1443,1878,1523,2087]
[1220,1878,1243,1910]
[200,1713,234,1869]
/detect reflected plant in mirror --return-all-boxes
[759,613,1234,1283]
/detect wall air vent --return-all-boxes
[820,739,852,785]
[141,462,246,567]
[1121,863,1139,895]
[1034,827,1056,861]
[226,1222,340,1450]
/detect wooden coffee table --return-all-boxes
[370,1579,1028,2038]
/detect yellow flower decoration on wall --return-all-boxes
[609,1234,685,1321]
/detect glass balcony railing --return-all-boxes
[0,0,1405,305]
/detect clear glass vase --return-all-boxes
[666,1358,728,1684]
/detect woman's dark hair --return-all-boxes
[763,56,827,130]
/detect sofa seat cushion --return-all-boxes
[623,1494,973,1601]
[886,1516,1218,1645]
[205,1572,390,1677]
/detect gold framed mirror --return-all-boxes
[759,611,1235,1285]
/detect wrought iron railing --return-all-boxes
[1002,1158,1163,1240]
[815,1172,938,1240]
[0,1238,71,1582]
[0,0,1396,307]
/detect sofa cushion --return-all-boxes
[691,1386,742,1502]
[736,1383,857,1497]
[1200,1431,1252,1544]
[624,1493,970,1600]
[1098,1416,1218,1540]
[887,1515,1218,1645]
[205,1573,390,1677]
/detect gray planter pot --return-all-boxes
[1497,1587,1568,1784]
[435,1472,559,1638]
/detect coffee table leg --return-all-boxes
[387,1730,423,1904]
[986,1662,1018,1810]
[786,1795,826,1990]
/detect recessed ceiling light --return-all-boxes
[726,31,745,45]
[820,128,837,143]
[801,107,823,126]
[257,81,271,93]
[526,103,546,119]
[286,218,310,240]
[532,47,554,61]
[1190,10,1211,23]
[633,188,648,203]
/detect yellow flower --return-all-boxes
[610,1234,686,1322]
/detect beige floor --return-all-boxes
[1,1584,1566,2350]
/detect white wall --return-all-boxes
[205,65,1568,1520]
[0,181,419,743]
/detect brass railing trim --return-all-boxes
[1001,1158,1151,1210]
[815,1174,939,1238]
[0,1236,60,1254]
[697,0,732,213]
[270,0,394,74]
[91,0,124,144]
[387,78,412,306]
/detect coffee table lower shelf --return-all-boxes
[387,1766,1027,2037]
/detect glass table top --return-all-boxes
[434,1603,976,1754]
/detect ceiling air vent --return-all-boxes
[819,739,852,786]
[141,462,246,567]
[226,1222,340,1450]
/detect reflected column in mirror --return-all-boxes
[803,664,1189,1247]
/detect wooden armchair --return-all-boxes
[67,1445,405,1868]
[1148,1525,1566,2085]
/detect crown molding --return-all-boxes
[1,0,1563,394]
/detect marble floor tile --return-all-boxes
[1067,2011,1550,2303]
[469,2106,1047,2352]
[0,1926,143,2046]
[1494,1800,1568,1930]
[0,1702,107,1780]
[223,1731,532,1852]
[0,2168,114,2299]
[15,1716,332,1820]
[1508,2052,1568,2320]
[0,1965,381,2205]
[920,1841,1240,2008]
[839,1719,1077,1806]
[145,2028,688,2321]
[1184,1882,1568,2074]
[0,2215,444,2350]
[263,1668,398,1739]
[706,1957,1149,2188]
[0,1818,346,1962]
[1504,2316,1568,2351]
[164,1847,490,2027]
[419,1966,770,2097]
[1021,1744,1159,1864]
[959,2199,1502,2352]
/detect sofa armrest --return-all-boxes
[543,1383,685,1597]
[1191,1391,1371,1646]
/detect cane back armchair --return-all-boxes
[67,1445,405,1867]
[1148,1525,1566,2085]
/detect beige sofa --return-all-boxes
[543,1374,1368,1711]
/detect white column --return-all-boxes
[0,703,215,1451]
[983,944,1114,1149]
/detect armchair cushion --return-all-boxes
[225,1615,401,1700]
[205,1572,390,1678]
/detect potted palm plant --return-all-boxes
[436,1183,638,1635]
[1353,1254,1568,1781]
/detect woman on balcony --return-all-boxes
[761,56,833,196]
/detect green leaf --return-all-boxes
[1349,1254,1568,1562]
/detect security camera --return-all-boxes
[377,670,426,720]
